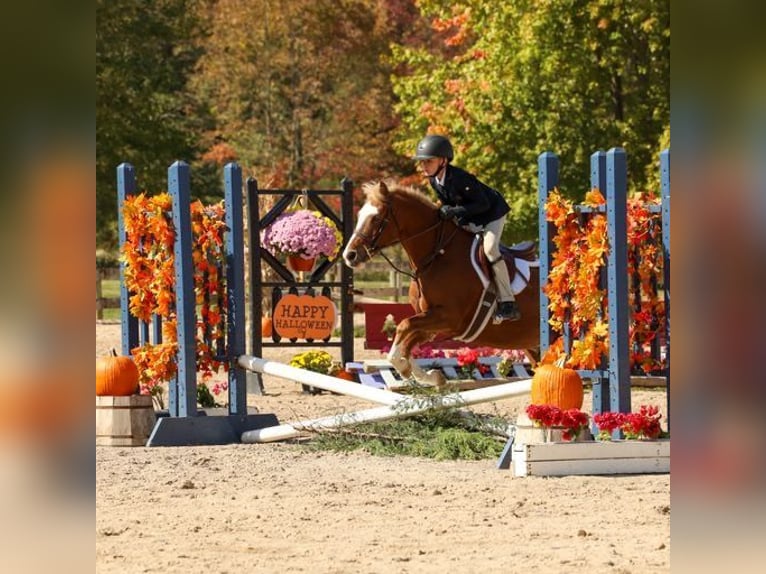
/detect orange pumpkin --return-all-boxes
[530,357,583,410]
[96,350,139,396]
[261,316,273,337]
[335,369,356,382]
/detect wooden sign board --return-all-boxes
[273,293,336,340]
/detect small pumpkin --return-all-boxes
[261,316,273,337]
[96,349,139,396]
[530,356,583,410]
[334,369,356,382]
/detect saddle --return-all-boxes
[454,238,537,342]
[477,240,537,280]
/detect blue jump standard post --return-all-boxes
[660,149,670,432]
[117,163,164,358]
[117,161,278,447]
[117,163,139,358]
[148,161,279,446]
[538,147,670,421]
[500,147,670,469]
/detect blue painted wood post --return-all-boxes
[538,152,559,355]
[589,151,611,417]
[169,161,197,418]
[590,150,607,193]
[246,177,265,393]
[151,316,162,345]
[224,163,247,416]
[605,148,631,415]
[117,163,139,357]
[138,319,150,346]
[340,177,355,367]
[660,149,671,430]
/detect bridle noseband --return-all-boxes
[353,202,396,259]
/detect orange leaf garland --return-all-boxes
[121,193,228,397]
[543,188,666,374]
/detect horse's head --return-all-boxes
[342,180,397,268]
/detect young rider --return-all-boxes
[413,134,521,323]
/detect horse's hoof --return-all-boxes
[424,369,447,388]
[389,354,408,369]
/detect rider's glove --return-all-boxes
[439,205,460,220]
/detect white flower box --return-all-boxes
[512,438,670,477]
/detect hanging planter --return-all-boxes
[260,208,342,271]
[287,254,316,272]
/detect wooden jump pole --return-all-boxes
[238,354,531,443]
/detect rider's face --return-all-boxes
[418,157,444,178]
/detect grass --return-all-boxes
[304,385,511,461]
[101,279,121,299]
[304,410,508,461]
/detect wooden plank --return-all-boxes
[363,359,396,373]
[378,369,402,389]
[628,376,667,388]
[520,439,669,461]
[511,439,670,477]
[514,456,669,477]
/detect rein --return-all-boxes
[360,202,458,281]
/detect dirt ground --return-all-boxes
[96,321,670,573]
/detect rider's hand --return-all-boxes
[439,205,459,220]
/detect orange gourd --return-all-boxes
[335,369,356,382]
[530,357,583,410]
[261,316,273,337]
[96,350,139,396]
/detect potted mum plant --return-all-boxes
[261,209,342,272]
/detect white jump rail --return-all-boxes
[238,356,401,404]
[238,355,531,443]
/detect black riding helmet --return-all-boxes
[413,135,454,161]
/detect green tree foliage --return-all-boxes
[96,0,212,249]
[391,0,669,242]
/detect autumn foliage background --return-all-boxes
[96,0,669,252]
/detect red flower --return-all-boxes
[593,405,663,440]
[526,404,590,441]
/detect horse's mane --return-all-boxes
[362,179,437,210]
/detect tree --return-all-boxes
[190,0,405,190]
[96,0,211,249]
[391,0,670,242]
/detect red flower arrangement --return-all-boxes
[593,405,664,440]
[525,404,590,442]
[455,348,490,379]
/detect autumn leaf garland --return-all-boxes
[120,193,228,396]
[543,188,666,373]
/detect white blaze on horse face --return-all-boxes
[342,202,379,266]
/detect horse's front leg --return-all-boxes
[387,312,454,387]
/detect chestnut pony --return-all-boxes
[343,180,540,386]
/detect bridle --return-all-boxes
[352,200,458,280]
